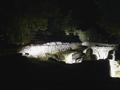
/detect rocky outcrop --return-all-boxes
[109,60,120,78]
[19,42,117,64]
[82,48,97,61]
[19,42,81,58]
[106,50,115,60]
[83,46,117,60]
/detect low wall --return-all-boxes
[19,42,117,60]
[19,42,81,58]
[82,42,118,60]
[18,42,120,78]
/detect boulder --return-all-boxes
[72,52,82,59]
[116,44,120,59]
[54,54,65,61]
[83,48,97,61]
[106,55,113,59]
[106,50,115,60]
[72,45,88,52]
[109,50,115,54]
[72,52,84,62]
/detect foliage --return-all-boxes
[95,0,120,42]
[0,0,59,45]
[5,13,48,45]
[86,28,105,42]
[1,0,113,44]
[74,30,88,42]
[73,28,109,43]
[61,11,73,32]
[0,45,20,56]
[47,10,73,39]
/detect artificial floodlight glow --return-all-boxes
[109,60,120,78]
[19,42,81,58]
[64,52,75,64]
[18,42,120,78]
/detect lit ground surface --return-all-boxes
[1,54,120,90]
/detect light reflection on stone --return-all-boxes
[19,42,81,58]
[109,60,120,78]
[18,42,120,78]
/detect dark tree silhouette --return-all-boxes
[95,0,120,43]
[0,0,61,45]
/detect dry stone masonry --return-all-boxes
[18,42,120,78]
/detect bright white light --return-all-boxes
[19,42,120,78]
[64,52,75,64]
[63,52,80,64]
[92,47,116,60]
[82,42,117,60]
[109,60,120,78]
[83,46,116,60]
[19,42,81,58]
[20,45,50,58]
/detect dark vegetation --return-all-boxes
[1,53,120,90]
[0,0,120,55]
[1,0,120,89]
[1,0,120,46]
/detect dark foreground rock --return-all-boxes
[1,54,120,90]
[83,48,97,61]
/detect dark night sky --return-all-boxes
[0,0,100,30]
[57,0,97,12]
[1,0,98,22]
[57,0,99,27]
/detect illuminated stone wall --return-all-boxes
[83,47,116,60]
[109,60,120,78]
[82,42,120,78]
[19,42,81,58]
[19,42,117,60]
[19,41,120,78]
[82,42,117,60]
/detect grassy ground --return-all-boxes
[1,53,120,90]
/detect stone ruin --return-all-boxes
[18,42,120,78]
